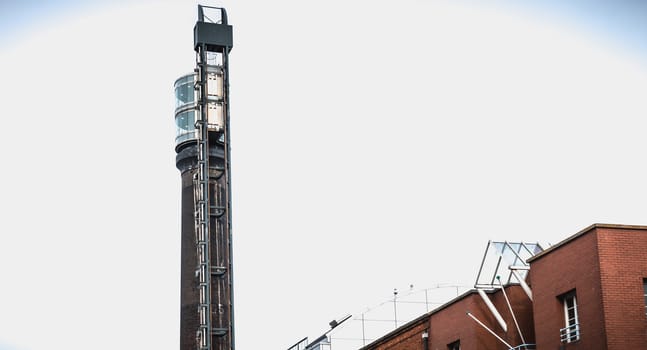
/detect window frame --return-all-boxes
[643,278,647,318]
[561,291,580,343]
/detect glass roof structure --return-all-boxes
[474,241,544,289]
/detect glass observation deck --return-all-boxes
[174,60,225,148]
[174,73,198,147]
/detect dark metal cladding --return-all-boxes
[176,143,226,174]
[194,22,233,52]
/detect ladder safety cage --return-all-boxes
[193,41,213,350]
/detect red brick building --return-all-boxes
[361,224,647,350]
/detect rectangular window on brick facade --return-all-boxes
[560,291,580,343]
[447,340,460,350]
[643,279,647,317]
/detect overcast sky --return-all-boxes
[0,1,646,350]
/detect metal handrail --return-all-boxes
[509,344,536,350]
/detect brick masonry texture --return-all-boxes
[181,171,199,350]
[530,227,606,350]
[596,227,647,349]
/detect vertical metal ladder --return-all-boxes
[193,43,212,350]
[193,42,233,350]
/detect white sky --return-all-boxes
[0,1,646,350]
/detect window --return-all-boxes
[174,74,195,108]
[560,291,580,343]
[643,279,647,317]
[447,340,460,350]
[175,109,197,144]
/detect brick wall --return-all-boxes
[494,285,535,346]
[429,294,480,350]
[529,225,647,350]
[371,321,429,350]
[596,227,647,349]
[427,287,534,349]
[180,171,199,350]
[529,227,606,350]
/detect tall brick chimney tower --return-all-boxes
[173,6,234,350]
